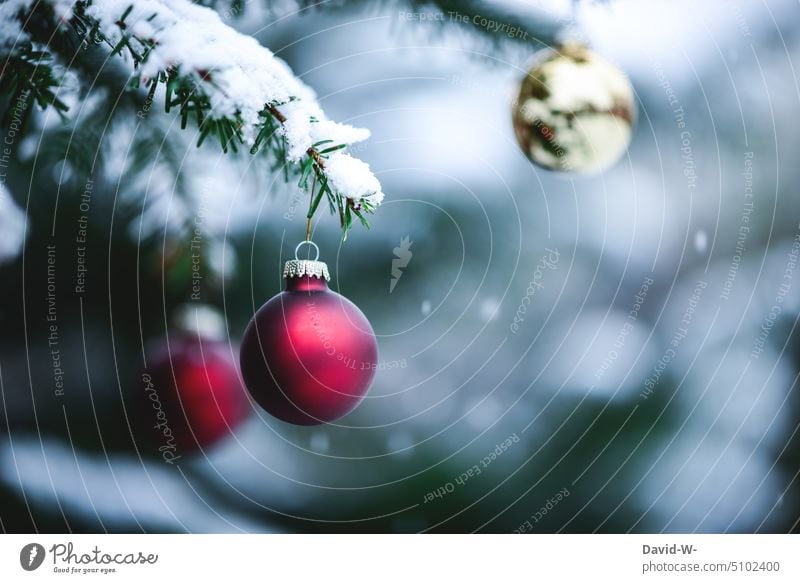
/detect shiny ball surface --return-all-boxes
[512,43,636,174]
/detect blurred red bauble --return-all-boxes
[240,245,378,425]
[137,319,248,454]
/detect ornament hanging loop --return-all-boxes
[295,240,320,262]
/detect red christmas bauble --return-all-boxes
[138,330,248,453]
[240,250,378,425]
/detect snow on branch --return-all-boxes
[5,0,383,233]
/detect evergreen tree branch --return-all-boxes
[1,0,384,237]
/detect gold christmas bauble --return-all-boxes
[512,43,635,174]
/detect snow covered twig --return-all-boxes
[3,0,384,234]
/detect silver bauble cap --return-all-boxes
[284,241,331,280]
[283,259,330,280]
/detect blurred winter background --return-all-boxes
[1,0,800,533]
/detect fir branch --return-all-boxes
[0,46,68,131]
[0,0,73,133]
[3,0,384,237]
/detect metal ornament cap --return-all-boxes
[284,241,330,281]
[283,259,330,280]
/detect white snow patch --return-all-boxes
[0,183,28,262]
[324,152,384,206]
[77,0,381,203]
